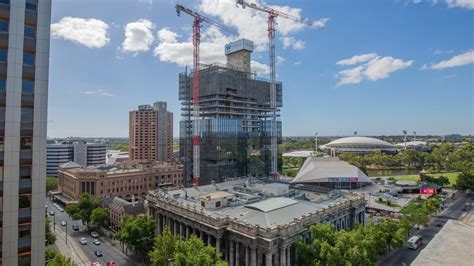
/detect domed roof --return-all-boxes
[325,136,394,148]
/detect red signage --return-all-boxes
[420,187,435,195]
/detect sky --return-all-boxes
[48,0,474,138]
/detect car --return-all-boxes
[80,238,87,245]
[72,224,79,231]
[106,261,117,266]
[436,223,443,227]
[49,211,55,216]
[91,262,102,266]
[94,250,103,257]
[93,239,101,245]
[90,231,99,238]
[60,221,67,226]
[45,205,48,210]
[58,207,64,212]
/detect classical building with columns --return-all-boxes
[147,179,366,266]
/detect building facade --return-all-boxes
[0,0,51,265]
[129,102,173,162]
[102,196,145,232]
[47,138,106,177]
[147,180,366,266]
[179,39,282,186]
[58,161,184,201]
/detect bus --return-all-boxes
[407,235,422,250]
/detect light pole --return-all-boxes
[53,211,55,232]
[403,130,407,150]
[65,221,68,245]
[314,132,318,156]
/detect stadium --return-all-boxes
[320,136,397,155]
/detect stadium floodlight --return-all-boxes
[314,132,319,154]
[354,131,358,136]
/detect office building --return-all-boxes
[46,138,106,177]
[57,161,183,202]
[179,39,282,186]
[102,196,145,232]
[0,0,51,265]
[147,179,366,266]
[129,101,173,162]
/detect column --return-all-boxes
[245,246,249,266]
[235,241,240,266]
[229,240,234,266]
[200,230,204,239]
[287,247,291,266]
[265,253,272,266]
[216,237,221,254]
[157,213,162,234]
[186,225,190,239]
[250,247,257,266]
[174,220,178,235]
[280,247,287,266]
[207,234,211,245]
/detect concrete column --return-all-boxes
[250,247,257,266]
[235,241,240,265]
[287,247,291,266]
[280,247,287,266]
[200,230,204,239]
[180,223,185,237]
[229,240,234,266]
[207,234,212,245]
[157,213,162,234]
[174,220,178,235]
[216,237,221,254]
[186,225,190,239]
[266,252,272,266]
[245,245,249,266]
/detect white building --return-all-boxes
[47,138,106,177]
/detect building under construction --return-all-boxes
[179,39,282,186]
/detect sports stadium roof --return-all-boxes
[324,136,394,147]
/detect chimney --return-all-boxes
[225,38,254,72]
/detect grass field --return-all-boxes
[389,172,459,187]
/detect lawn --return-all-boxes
[389,172,459,187]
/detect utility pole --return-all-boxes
[236,0,319,180]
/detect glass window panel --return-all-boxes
[19,195,31,209]
[22,80,34,94]
[0,78,5,92]
[23,52,35,66]
[0,20,8,33]
[20,166,31,179]
[0,48,7,62]
[20,137,32,150]
[24,26,36,38]
[21,107,33,122]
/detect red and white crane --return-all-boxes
[176,4,225,186]
[236,0,315,180]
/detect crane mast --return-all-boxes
[176,5,218,186]
[236,0,314,180]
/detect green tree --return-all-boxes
[114,215,156,259]
[149,227,226,266]
[90,207,109,229]
[45,217,56,245]
[65,193,100,225]
[46,176,58,193]
[45,247,76,266]
[456,171,474,190]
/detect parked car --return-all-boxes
[94,250,103,257]
[60,221,67,226]
[92,262,102,266]
[90,231,99,238]
[106,261,116,266]
[49,211,55,216]
[93,239,101,245]
[436,223,443,227]
[80,238,87,245]
[72,224,79,231]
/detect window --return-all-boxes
[0,78,5,92]
[22,79,34,94]
[215,201,221,208]
[20,166,31,179]
[0,19,8,33]
[19,195,31,209]
[23,52,35,66]
[0,136,3,151]
[21,107,33,122]
[0,48,7,62]
[24,25,36,38]
[20,137,32,150]
[0,0,10,5]
[25,0,37,11]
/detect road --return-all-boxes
[378,191,473,266]
[47,198,135,266]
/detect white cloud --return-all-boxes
[337,54,414,85]
[276,56,285,65]
[153,26,270,75]
[434,49,443,55]
[445,0,474,9]
[198,0,326,51]
[281,36,305,50]
[51,17,110,48]
[429,50,474,69]
[336,53,377,66]
[138,0,153,5]
[83,89,114,97]
[294,61,302,65]
[122,19,155,53]
[313,18,330,29]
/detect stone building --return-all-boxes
[102,196,145,232]
[58,161,183,201]
[147,180,366,266]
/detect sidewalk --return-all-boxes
[53,225,91,265]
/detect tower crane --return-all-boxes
[236,0,316,180]
[176,4,226,186]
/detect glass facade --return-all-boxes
[179,65,282,185]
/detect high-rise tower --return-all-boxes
[0,0,51,265]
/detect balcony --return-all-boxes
[0,3,9,20]
[20,122,33,137]
[17,237,31,253]
[24,9,37,26]
[0,32,7,49]
[20,150,32,165]
[23,37,36,53]
[18,208,31,224]
[22,65,35,80]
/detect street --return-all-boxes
[378,191,473,266]
[46,198,136,266]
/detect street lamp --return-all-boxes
[314,132,318,155]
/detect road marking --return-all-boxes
[53,224,91,265]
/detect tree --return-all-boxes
[114,215,156,259]
[149,227,226,266]
[45,247,76,266]
[65,193,100,225]
[46,176,58,193]
[456,171,474,191]
[90,207,109,229]
[45,217,56,245]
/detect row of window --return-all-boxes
[0,20,36,38]
[0,49,35,66]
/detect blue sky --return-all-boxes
[48,0,473,138]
